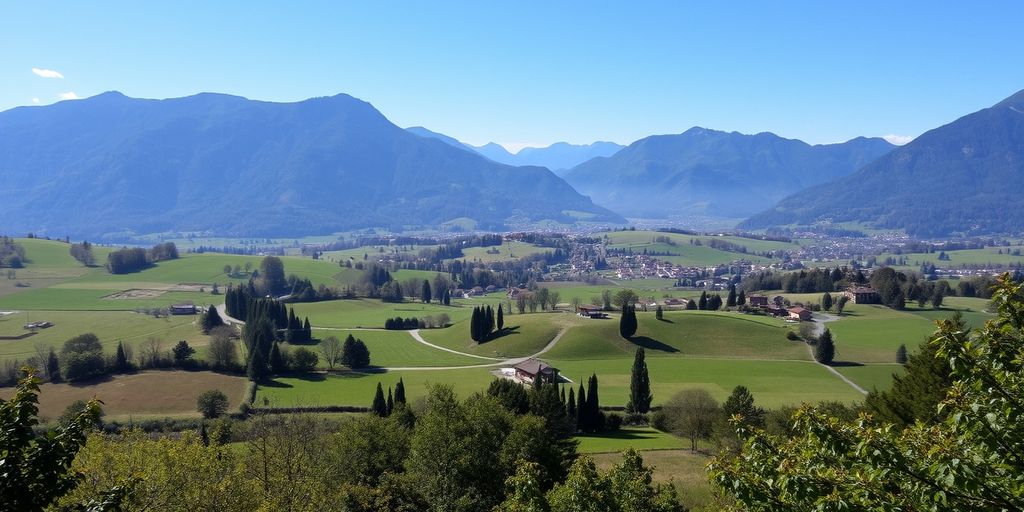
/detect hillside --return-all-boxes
[0,92,623,239]
[406,126,624,171]
[741,89,1024,236]
[562,128,894,218]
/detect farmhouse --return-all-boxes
[511,358,559,383]
[576,305,608,319]
[169,303,197,315]
[663,297,690,308]
[747,294,768,307]
[844,286,880,304]
[766,304,788,317]
[788,306,812,321]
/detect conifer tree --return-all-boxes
[47,349,60,383]
[585,373,601,433]
[371,382,388,417]
[865,327,956,426]
[686,298,697,310]
[269,342,287,374]
[303,317,312,343]
[822,292,834,311]
[619,305,637,339]
[698,291,708,310]
[655,305,663,321]
[247,348,267,382]
[485,306,495,337]
[567,387,577,422]
[421,279,432,304]
[727,284,737,308]
[576,384,587,432]
[395,377,406,405]
[470,307,480,342]
[737,289,746,306]
[626,348,652,414]
[497,303,504,331]
[814,328,835,365]
[114,341,128,372]
[386,387,394,416]
[896,343,908,364]
[721,385,764,427]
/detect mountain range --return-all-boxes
[406,126,624,172]
[740,89,1024,237]
[0,92,623,239]
[561,129,895,218]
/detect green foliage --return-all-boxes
[341,334,371,368]
[325,414,410,487]
[618,305,637,339]
[821,292,833,311]
[626,348,652,414]
[60,333,106,382]
[172,339,196,365]
[291,346,319,373]
[709,274,1024,510]
[196,389,229,419]
[0,369,102,511]
[200,304,224,333]
[865,332,955,426]
[372,382,388,417]
[895,343,908,364]
[661,388,719,451]
[488,378,531,414]
[813,328,835,364]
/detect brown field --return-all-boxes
[591,449,720,511]
[2,370,247,421]
[102,288,166,300]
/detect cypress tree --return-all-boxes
[814,328,836,364]
[470,307,480,342]
[727,284,737,308]
[567,387,577,422]
[737,289,746,306]
[497,303,504,331]
[619,305,637,339]
[47,348,61,383]
[576,384,587,432]
[585,373,601,433]
[247,348,267,382]
[421,279,432,304]
[896,343,908,364]
[698,291,708,310]
[115,341,128,372]
[485,306,494,337]
[395,377,406,404]
[303,317,312,342]
[269,342,287,373]
[626,348,652,414]
[371,382,388,417]
[822,292,834,311]
[865,334,955,426]
[655,305,663,321]
[686,298,697,310]
[386,387,394,416]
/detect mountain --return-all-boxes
[405,127,624,171]
[741,89,1024,237]
[562,128,895,218]
[0,92,624,238]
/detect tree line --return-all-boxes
[105,242,179,274]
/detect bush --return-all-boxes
[197,389,230,419]
[786,331,800,341]
[649,410,669,432]
[605,412,623,432]
[59,333,106,382]
[290,347,319,373]
[623,413,648,426]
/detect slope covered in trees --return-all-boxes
[0,92,623,238]
[741,88,1024,236]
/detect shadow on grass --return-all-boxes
[66,374,115,387]
[486,325,521,341]
[629,336,679,354]
[577,428,663,441]
[657,318,674,323]
[828,361,865,368]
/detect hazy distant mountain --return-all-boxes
[0,92,624,238]
[562,128,895,218]
[406,127,624,171]
[741,89,1024,237]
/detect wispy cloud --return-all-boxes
[32,67,64,79]
[31,98,40,104]
[58,91,80,100]
[882,134,914,146]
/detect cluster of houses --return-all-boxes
[746,294,812,321]
[452,285,498,299]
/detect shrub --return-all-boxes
[290,347,319,373]
[197,389,230,419]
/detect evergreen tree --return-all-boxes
[626,348,653,414]
[896,343,908,364]
[114,341,128,372]
[395,377,407,405]
[303,317,312,342]
[721,385,765,427]
[709,294,723,311]
[443,289,451,305]
[46,349,60,383]
[247,347,267,382]
[386,387,394,416]
[485,306,495,337]
[421,279,432,304]
[585,373,601,433]
[566,387,577,423]
[686,298,697,310]
[814,328,835,365]
[822,292,834,311]
[698,291,708,310]
[269,342,287,374]
[727,285,737,308]
[470,307,480,342]
[371,382,388,417]
[737,289,746,306]
[619,305,637,339]
[497,303,504,331]
[865,327,956,426]
[201,305,224,333]
[576,384,587,432]
[655,305,663,321]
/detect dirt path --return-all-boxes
[807,312,867,395]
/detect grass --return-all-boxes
[458,241,549,263]
[545,311,807,361]
[576,426,685,453]
[0,370,248,422]
[290,297,487,329]
[309,330,484,367]
[0,287,218,311]
[541,283,697,307]
[417,312,566,358]
[0,310,212,360]
[877,247,1024,269]
[834,363,905,392]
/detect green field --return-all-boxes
[601,230,796,266]
[878,247,1024,269]
[458,241,550,263]
[541,282,697,306]
[308,330,483,368]
[417,311,565,358]
[576,426,685,453]
[290,293,507,329]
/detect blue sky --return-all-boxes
[2,1,1022,150]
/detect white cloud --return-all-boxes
[882,134,914,146]
[58,91,80,100]
[32,67,64,79]
[31,97,40,104]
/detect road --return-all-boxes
[808,312,867,395]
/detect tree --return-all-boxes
[895,343,908,364]
[207,326,238,370]
[582,373,603,433]
[0,370,102,511]
[371,382,388,417]
[737,289,746,306]
[931,285,945,309]
[619,305,637,339]
[813,328,835,364]
[626,348,653,414]
[421,279,432,304]
[59,333,105,382]
[865,330,955,426]
[601,289,613,311]
[258,256,287,296]
[172,340,196,366]
[709,275,1024,510]
[698,291,708,310]
[835,294,849,315]
[685,298,697,310]
[395,377,407,405]
[319,335,342,370]
[114,341,129,372]
[201,305,224,333]
[822,292,833,311]
[46,348,60,383]
[495,460,550,512]
[655,305,663,321]
[726,284,737,308]
[290,347,318,373]
[662,388,719,451]
[197,389,229,418]
[613,289,639,310]
[341,334,371,368]
[497,303,504,331]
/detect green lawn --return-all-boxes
[290,298,483,329]
[310,330,484,368]
[545,311,806,361]
[834,363,905,392]
[0,287,218,311]
[576,426,685,453]
[417,312,564,358]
